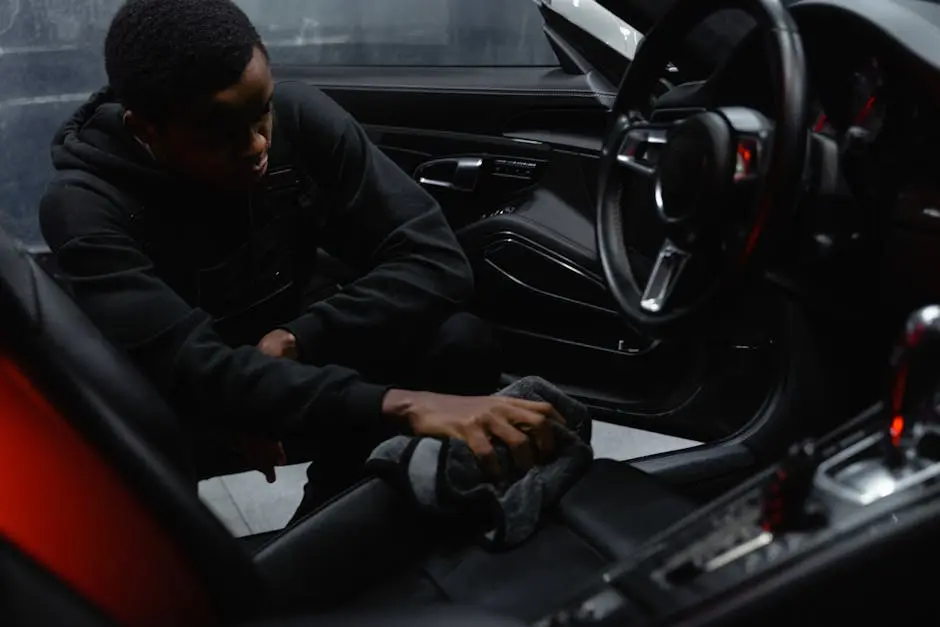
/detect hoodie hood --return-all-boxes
[49,86,250,221]
[50,87,170,192]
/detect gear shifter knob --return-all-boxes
[889,305,940,417]
[884,305,940,466]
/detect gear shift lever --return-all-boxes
[884,305,940,466]
[814,305,940,505]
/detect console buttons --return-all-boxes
[658,523,773,587]
[760,439,825,532]
[493,158,538,179]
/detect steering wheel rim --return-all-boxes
[596,0,809,336]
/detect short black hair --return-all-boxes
[105,0,267,123]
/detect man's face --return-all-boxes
[135,46,275,190]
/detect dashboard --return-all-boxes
[704,0,940,322]
[800,9,940,202]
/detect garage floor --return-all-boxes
[198,421,699,537]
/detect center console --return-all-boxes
[537,306,940,626]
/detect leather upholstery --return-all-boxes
[0,229,268,622]
[417,459,694,621]
[0,234,189,473]
[559,459,695,560]
[253,479,447,613]
[239,604,528,627]
[459,188,600,275]
[3,225,694,623]
[254,460,695,622]
[0,539,114,627]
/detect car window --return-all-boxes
[239,0,558,66]
[0,0,558,247]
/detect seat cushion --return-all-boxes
[238,604,528,627]
[559,458,696,560]
[253,479,449,612]
[255,459,695,622]
[417,459,695,621]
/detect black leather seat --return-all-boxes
[255,458,693,621]
[0,227,694,625]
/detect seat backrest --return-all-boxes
[0,226,267,625]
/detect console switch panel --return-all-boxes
[493,158,538,179]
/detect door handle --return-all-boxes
[415,157,483,193]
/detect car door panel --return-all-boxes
[280,66,613,134]
[269,64,677,412]
[362,126,553,230]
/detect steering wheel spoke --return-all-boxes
[640,239,691,314]
[616,123,669,179]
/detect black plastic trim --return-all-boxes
[481,234,614,313]
[539,2,631,88]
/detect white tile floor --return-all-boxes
[198,421,700,537]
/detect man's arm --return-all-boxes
[41,180,566,477]
[274,82,474,364]
[40,182,389,438]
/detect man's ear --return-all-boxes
[123,110,160,150]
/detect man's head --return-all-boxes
[105,0,274,189]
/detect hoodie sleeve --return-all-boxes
[39,181,390,438]
[273,82,474,364]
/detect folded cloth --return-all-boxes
[366,376,594,549]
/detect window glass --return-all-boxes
[238,0,558,67]
[0,0,557,247]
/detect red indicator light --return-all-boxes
[890,415,905,447]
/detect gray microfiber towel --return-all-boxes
[365,376,594,549]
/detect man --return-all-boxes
[40,0,563,521]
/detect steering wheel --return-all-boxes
[597,0,809,336]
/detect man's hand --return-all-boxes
[382,390,565,478]
[258,329,299,360]
[227,435,287,484]
[249,330,293,482]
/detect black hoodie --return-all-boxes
[39,81,473,438]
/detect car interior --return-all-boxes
[5,0,940,624]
